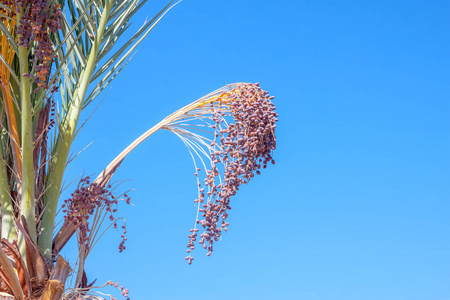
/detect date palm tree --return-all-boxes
[0,0,277,299]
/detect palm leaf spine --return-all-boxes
[39,0,114,258]
[16,7,37,259]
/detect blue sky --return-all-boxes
[60,1,449,299]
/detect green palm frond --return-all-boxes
[39,0,180,257]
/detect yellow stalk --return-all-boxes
[0,7,20,242]
[0,86,22,177]
[0,13,21,177]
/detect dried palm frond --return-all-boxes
[0,241,25,300]
[62,282,126,300]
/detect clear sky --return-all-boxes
[60,1,449,299]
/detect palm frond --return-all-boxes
[39,0,180,257]
[0,22,18,56]
[87,0,178,104]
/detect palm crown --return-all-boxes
[0,0,277,299]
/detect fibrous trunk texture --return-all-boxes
[0,292,14,299]
[40,256,71,300]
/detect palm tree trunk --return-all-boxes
[40,256,71,300]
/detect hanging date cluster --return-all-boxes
[185,83,278,264]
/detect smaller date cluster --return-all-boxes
[61,177,130,253]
